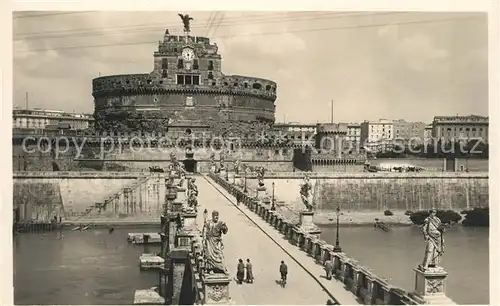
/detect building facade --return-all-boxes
[360,119,394,145]
[12,108,94,130]
[431,115,489,143]
[392,120,426,144]
[92,22,277,135]
[346,123,361,146]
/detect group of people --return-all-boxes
[236,259,254,284]
[235,259,289,287]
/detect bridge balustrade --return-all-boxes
[208,172,421,305]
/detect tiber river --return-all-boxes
[13,226,488,305]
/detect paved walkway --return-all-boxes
[197,175,361,305]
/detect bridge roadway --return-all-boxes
[196,175,361,305]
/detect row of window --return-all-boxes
[161,58,214,71]
[444,127,485,132]
[177,75,201,85]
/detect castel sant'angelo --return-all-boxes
[92,14,277,137]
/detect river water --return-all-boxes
[13,226,488,305]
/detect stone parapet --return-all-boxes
[92,74,277,101]
[13,171,152,179]
[241,171,488,179]
[209,172,434,305]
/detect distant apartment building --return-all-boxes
[346,123,361,146]
[392,120,426,143]
[360,119,394,144]
[431,115,488,143]
[12,108,94,130]
[360,119,427,151]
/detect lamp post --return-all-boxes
[244,170,248,193]
[333,205,342,252]
[271,181,276,211]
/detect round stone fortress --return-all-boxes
[92,20,277,135]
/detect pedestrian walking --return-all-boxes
[236,191,243,205]
[236,259,245,284]
[279,260,288,287]
[324,259,334,280]
[245,259,254,283]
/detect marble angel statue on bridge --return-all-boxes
[203,210,229,274]
[300,172,315,212]
[233,159,241,175]
[419,208,445,270]
[256,166,266,187]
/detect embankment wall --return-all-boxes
[246,172,488,212]
[13,172,144,221]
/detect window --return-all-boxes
[162,71,168,78]
[208,72,214,79]
[177,74,200,85]
[252,83,261,89]
[193,59,199,70]
[161,58,168,69]
[208,60,214,70]
[177,59,184,69]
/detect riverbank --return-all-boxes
[57,210,460,227]
[313,210,414,226]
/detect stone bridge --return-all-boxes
[130,170,456,305]
[13,170,460,304]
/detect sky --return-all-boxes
[12,11,488,124]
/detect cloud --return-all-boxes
[12,12,488,122]
[377,25,448,71]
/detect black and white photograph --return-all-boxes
[5,3,497,305]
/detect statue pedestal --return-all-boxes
[257,186,267,199]
[202,273,232,304]
[172,201,183,213]
[210,165,216,173]
[234,175,242,187]
[219,170,227,179]
[298,211,321,234]
[182,212,197,229]
[412,267,455,304]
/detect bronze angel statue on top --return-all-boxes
[178,14,194,33]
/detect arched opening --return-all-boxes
[183,159,197,173]
[52,161,60,171]
[185,128,192,135]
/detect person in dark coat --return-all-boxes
[236,259,245,284]
[245,258,254,283]
[236,191,243,205]
[279,260,288,285]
